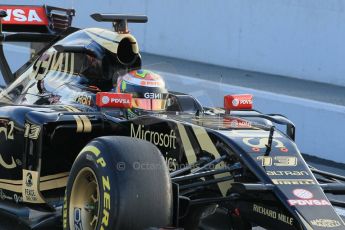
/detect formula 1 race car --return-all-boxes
[0,4,345,230]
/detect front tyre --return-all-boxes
[63,136,173,230]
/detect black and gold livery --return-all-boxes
[0,5,344,230]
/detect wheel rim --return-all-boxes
[69,167,100,230]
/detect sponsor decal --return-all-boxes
[267,170,309,176]
[111,98,130,104]
[224,94,253,110]
[0,6,48,25]
[96,92,132,108]
[76,95,92,106]
[74,208,83,230]
[272,179,315,185]
[0,119,14,140]
[102,96,110,104]
[140,80,162,87]
[30,52,75,80]
[24,123,41,140]
[130,124,177,149]
[253,204,293,226]
[0,189,21,203]
[288,199,331,206]
[165,156,178,171]
[310,219,341,228]
[122,70,165,87]
[22,170,45,203]
[25,172,33,187]
[144,92,163,99]
[0,173,67,197]
[240,99,252,105]
[13,194,23,203]
[80,146,110,229]
[232,98,239,107]
[226,118,252,129]
[293,189,313,199]
[257,156,297,167]
[0,189,12,201]
[288,188,331,206]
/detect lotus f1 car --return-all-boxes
[0,4,344,230]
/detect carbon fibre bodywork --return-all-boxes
[0,6,344,230]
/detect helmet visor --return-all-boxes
[132,98,167,111]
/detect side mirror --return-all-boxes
[224,94,253,112]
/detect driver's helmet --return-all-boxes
[116,69,168,115]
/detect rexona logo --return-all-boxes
[288,189,331,206]
[130,124,176,149]
[96,92,132,108]
[0,6,48,25]
[310,219,341,228]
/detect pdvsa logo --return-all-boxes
[96,92,132,108]
[224,94,253,110]
[0,6,48,25]
[293,189,313,199]
[288,189,331,206]
[110,98,130,104]
[101,96,130,105]
[101,96,110,104]
[2,9,42,22]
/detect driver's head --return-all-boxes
[116,69,168,113]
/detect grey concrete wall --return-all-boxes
[1,0,345,86]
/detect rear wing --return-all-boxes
[0,5,75,34]
[0,5,76,85]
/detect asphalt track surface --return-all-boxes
[0,54,344,229]
[141,53,345,107]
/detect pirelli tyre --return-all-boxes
[63,136,173,230]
